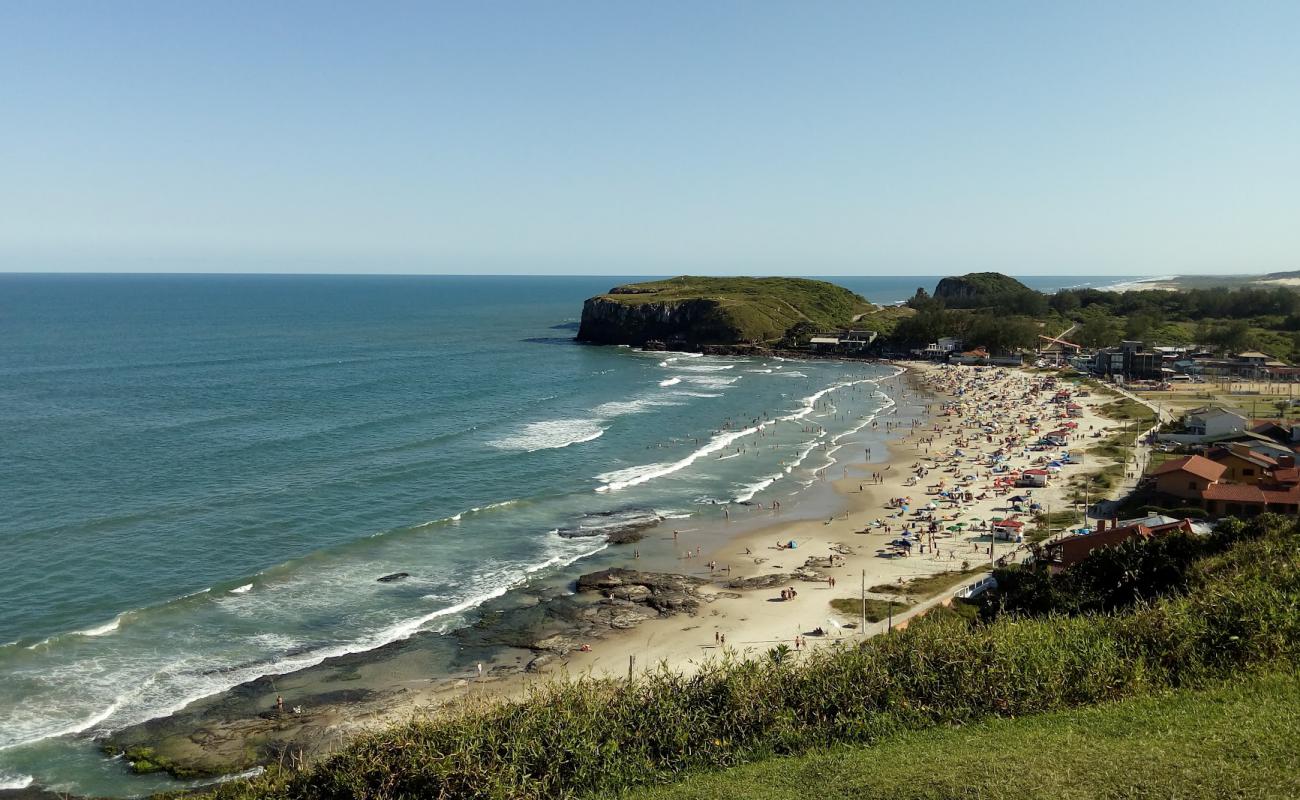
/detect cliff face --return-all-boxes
[577,297,738,345]
[575,276,872,347]
[933,276,982,304]
[933,272,1036,309]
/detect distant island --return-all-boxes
[576,276,872,347]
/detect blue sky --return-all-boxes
[1,1,1297,276]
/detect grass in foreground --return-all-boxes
[191,515,1300,800]
[612,671,1300,800]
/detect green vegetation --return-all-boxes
[118,745,206,779]
[1029,508,1081,542]
[195,514,1300,800]
[1065,394,1155,501]
[868,567,984,597]
[932,272,1047,314]
[1049,284,1300,359]
[829,596,912,622]
[578,271,1300,359]
[577,276,872,345]
[980,515,1252,619]
[614,672,1300,800]
[887,271,1300,360]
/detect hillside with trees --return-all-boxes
[893,275,1300,360]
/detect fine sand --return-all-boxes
[106,361,1142,775]
[555,362,1124,678]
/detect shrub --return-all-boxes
[198,515,1300,800]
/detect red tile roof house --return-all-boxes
[1206,443,1278,484]
[1043,518,1195,570]
[1151,454,1300,517]
[1151,455,1226,501]
[1201,483,1300,517]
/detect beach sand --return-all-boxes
[555,362,1124,678]
[103,362,1142,776]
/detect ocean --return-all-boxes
[0,273,1128,795]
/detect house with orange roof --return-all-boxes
[1207,443,1278,485]
[1151,455,1227,501]
[1043,517,1195,571]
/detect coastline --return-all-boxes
[84,360,1131,790]
[88,362,921,785]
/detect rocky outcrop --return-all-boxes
[933,273,1037,309]
[557,508,663,544]
[725,573,795,590]
[520,569,710,674]
[577,296,739,346]
[575,277,872,346]
[575,568,708,615]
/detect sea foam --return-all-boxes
[489,419,606,452]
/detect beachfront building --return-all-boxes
[1151,455,1227,501]
[1042,517,1195,571]
[991,518,1025,541]
[1017,469,1050,488]
[1193,351,1289,380]
[1091,340,1163,382]
[1200,483,1300,516]
[1157,406,1248,445]
[810,329,877,352]
[1149,452,1300,517]
[1206,443,1278,484]
[1184,407,1248,438]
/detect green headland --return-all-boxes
[576,276,872,346]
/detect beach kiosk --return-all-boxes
[991,518,1025,542]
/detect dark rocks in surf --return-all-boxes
[575,568,708,615]
[376,572,410,583]
[521,569,711,674]
[556,508,663,544]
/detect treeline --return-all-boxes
[1050,286,1300,320]
[890,305,1042,352]
[887,280,1300,358]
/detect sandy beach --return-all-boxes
[99,361,1139,779]
[556,362,1124,678]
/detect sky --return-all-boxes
[1,1,1297,276]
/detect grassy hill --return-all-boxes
[616,671,1300,800]
[576,276,872,346]
[190,513,1300,800]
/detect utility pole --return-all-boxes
[860,569,866,634]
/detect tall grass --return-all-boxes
[200,515,1300,800]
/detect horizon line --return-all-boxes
[0,271,1171,278]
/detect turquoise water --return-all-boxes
[0,274,1122,794]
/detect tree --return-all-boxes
[1206,320,1251,352]
[1124,309,1164,341]
[1075,311,1123,348]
